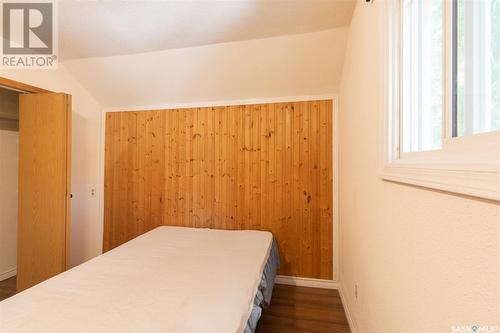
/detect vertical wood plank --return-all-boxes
[229,105,238,229]
[151,111,165,230]
[260,103,269,233]
[164,110,174,225]
[236,106,245,230]
[185,108,194,227]
[125,112,138,243]
[250,105,260,229]
[223,107,230,228]
[310,102,321,278]
[291,102,302,277]
[193,108,202,227]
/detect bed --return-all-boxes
[0,226,280,333]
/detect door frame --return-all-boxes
[0,77,53,94]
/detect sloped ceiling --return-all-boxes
[63,27,349,109]
[59,0,356,59]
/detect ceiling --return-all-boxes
[59,0,356,60]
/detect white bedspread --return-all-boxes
[0,226,273,333]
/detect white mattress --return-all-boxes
[0,226,273,333]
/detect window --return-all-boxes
[381,0,500,201]
[454,0,500,137]
[402,0,444,152]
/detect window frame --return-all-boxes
[380,0,500,201]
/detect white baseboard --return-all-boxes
[338,283,359,333]
[275,275,339,289]
[0,268,16,282]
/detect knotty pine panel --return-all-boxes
[104,100,333,279]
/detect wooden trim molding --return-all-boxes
[0,76,52,93]
[0,268,16,282]
[339,284,359,333]
[275,275,339,290]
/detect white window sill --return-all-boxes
[380,165,500,201]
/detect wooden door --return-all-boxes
[17,93,71,292]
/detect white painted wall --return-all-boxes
[0,65,103,268]
[339,1,500,332]
[0,130,18,280]
[64,28,348,109]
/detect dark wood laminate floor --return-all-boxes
[256,284,351,333]
[0,276,16,302]
[0,277,350,333]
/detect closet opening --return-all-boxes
[0,86,21,297]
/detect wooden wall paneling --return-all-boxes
[200,108,207,226]
[177,109,183,225]
[165,109,174,226]
[127,113,139,241]
[310,102,321,278]
[237,106,244,227]
[201,106,208,227]
[136,111,164,234]
[207,107,215,228]
[103,100,333,279]
[114,113,127,246]
[298,102,309,276]
[198,107,206,226]
[112,113,123,245]
[301,102,311,276]
[136,111,148,236]
[183,108,191,227]
[205,107,211,226]
[250,105,260,230]
[192,108,201,227]
[229,105,238,230]
[219,106,226,227]
[103,113,115,251]
[103,114,111,251]
[152,111,165,230]
[221,106,229,229]
[180,109,187,226]
[322,100,334,278]
[275,104,284,240]
[103,113,122,251]
[243,106,250,227]
[268,103,276,238]
[281,103,293,275]
[259,104,268,233]
[103,112,111,251]
[174,109,182,227]
[193,108,200,227]
[214,107,221,229]
[291,103,301,277]
[319,101,333,276]
[179,108,187,228]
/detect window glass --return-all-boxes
[455,0,500,136]
[402,0,444,152]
